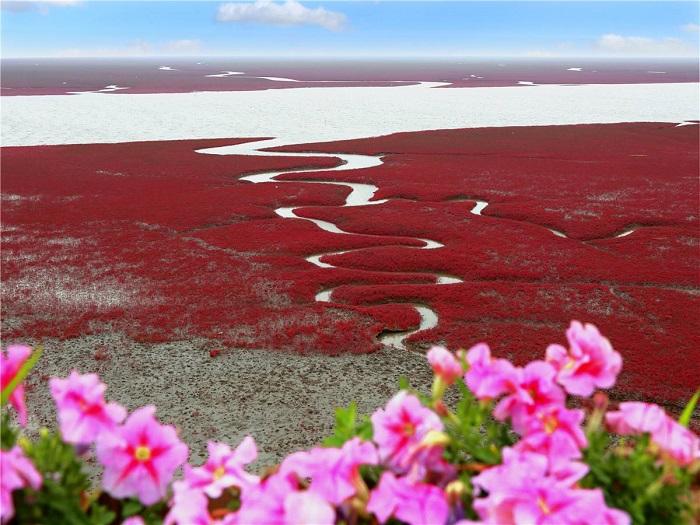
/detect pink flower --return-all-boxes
[164,480,239,525]
[464,343,518,400]
[122,518,146,525]
[1,345,32,426]
[515,405,587,469]
[427,345,462,385]
[492,361,565,432]
[1,445,42,523]
[164,481,213,525]
[474,447,591,489]
[653,418,700,466]
[605,402,666,436]
[282,492,336,525]
[238,472,335,525]
[367,471,448,525]
[370,391,443,472]
[186,437,259,498]
[280,437,377,505]
[546,321,622,397]
[472,448,629,525]
[606,402,700,466]
[97,406,189,505]
[49,371,127,445]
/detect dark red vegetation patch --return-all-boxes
[2,58,697,96]
[2,123,698,408]
[1,138,412,355]
[275,123,699,406]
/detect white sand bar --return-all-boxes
[2,82,697,147]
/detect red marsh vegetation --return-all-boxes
[1,123,698,408]
[2,58,697,96]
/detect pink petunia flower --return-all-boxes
[237,471,335,525]
[606,402,700,466]
[515,405,588,470]
[605,402,666,436]
[472,448,629,525]
[427,345,463,385]
[1,445,42,523]
[367,471,448,525]
[164,480,240,525]
[1,345,32,426]
[165,480,213,525]
[122,518,146,525]
[493,361,566,433]
[49,371,127,445]
[464,343,519,400]
[653,417,700,466]
[97,406,189,505]
[370,391,444,472]
[282,491,337,525]
[280,437,377,505]
[546,321,622,397]
[186,437,259,499]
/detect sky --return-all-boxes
[1,1,698,58]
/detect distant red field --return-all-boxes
[2,123,698,409]
[2,57,697,95]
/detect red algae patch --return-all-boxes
[276,123,699,406]
[2,58,698,96]
[1,138,397,353]
[2,123,698,408]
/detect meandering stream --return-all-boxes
[197,137,639,349]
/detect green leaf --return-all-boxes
[678,389,699,427]
[88,504,116,525]
[121,499,143,517]
[1,410,19,449]
[323,401,373,447]
[12,428,93,524]
[1,345,43,406]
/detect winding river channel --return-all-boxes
[197,137,639,349]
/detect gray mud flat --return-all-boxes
[21,334,432,467]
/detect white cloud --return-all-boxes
[217,0,346,31]
[163,39,202,54]
[1,0,81,14]
[45,39,206,58]
[55,41,151,58]
[681,23,699,33]
[522,50,559,58]
[596,33,698,57]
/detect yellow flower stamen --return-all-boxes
[213,466,226,480]
[543,415,559,434]
[134,446,151,461]
[538,497,551,515]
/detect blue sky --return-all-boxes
[2,1,698,58]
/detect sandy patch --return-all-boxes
[20,333,432,466]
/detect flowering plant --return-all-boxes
[1,321,698,524]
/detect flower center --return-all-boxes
[134,446,151,461]
[213,466,226,480]
[563,358,576,371]
[403,423,415,436]
[537,497,551,515]
[543,415,559,434]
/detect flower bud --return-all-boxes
[427,346,463,386]
[445,479,467,504]
[419,429,450,448]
